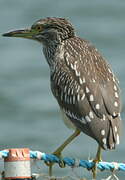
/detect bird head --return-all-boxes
[2,17,75,45]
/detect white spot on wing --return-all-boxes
[102,138,107,145]
[114,85,117,91]
[95,104,100,109]
[116,134,120,144]
[102,114,106,121]
[108,68,112,73]
[71,63,74,70]
[75,70,80,77]
[65,57,70,65]
[77,94,80,101]
[115,126,117,132]
[82,77,86,83]
[89,111,94,119]
[73,64,77,71]
[85,115,91,122]
[115,92,119,98]
[76,86,80,93]
[114,101,118,107]
[90,94,94,101]
[79,77,86,84]
[86,87,90,93]
[112,76,116,82]
[92,79,96,83]
[79,78,83,85]
[101,130,105,136]
[81,93,85,101]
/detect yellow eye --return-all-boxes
[36,26,42,31]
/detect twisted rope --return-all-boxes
[0,150,125,172]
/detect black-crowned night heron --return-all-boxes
[3,17,122,179]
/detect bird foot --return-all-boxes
[91,157,102,180]
[45,150,65,177]
[53,150,65,168]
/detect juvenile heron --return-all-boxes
[3,17,122,178]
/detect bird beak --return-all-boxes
[2,28,36,40]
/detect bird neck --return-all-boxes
[43,42,64,72]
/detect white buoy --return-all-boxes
[4,148,31,179]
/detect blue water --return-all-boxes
[0,0,125,179]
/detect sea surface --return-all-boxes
[0,0,125,179]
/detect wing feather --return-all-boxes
[51,37,122,149]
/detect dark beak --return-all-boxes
[2,29,36,39]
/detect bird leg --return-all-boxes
[53,129,81,156]
[48,129,81,176]
[92,145,102,179]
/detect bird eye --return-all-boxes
[36,26,42,31]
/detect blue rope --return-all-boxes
[1,150,125,172]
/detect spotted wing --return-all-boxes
[65,39,122,149]
[77,57,121,149]
[51,38,122,149]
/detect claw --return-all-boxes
[53,151,65,168]
[45,130,80,177]
[47,151,65,176]
[59,159,65,168]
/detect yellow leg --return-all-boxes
[48,129,80,176]
[92,145,102,179]
[53,129,80,156]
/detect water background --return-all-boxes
[0,0,125,179]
